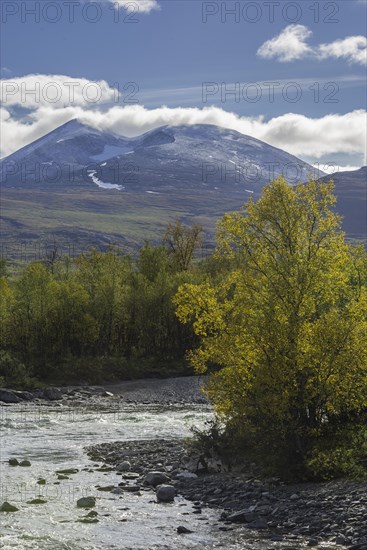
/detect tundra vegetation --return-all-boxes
[1,178,366,479]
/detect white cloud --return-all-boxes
[0,74,365,164]
[108,0,160,13]
[318,36,367,66]
[258,25,367,66]
[0,75,117,109]
[72,106,366,161]
[1,104,366,166]
[312,163,362,175]
[257,25,313,62]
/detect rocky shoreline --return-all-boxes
[0,386,112,403]
[0,375,208,405]
[2,377,367,548]
[86,439,367,549]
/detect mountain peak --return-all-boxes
[1,120,324,192]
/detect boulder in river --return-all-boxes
[27,498,47,505]
[77,497,96,508]
[19,460,31,467]
[156,484,175,503]
[8,458,19,466]
[144,471,170,487]
[13,390,34,401]
[116,461,131,472]
[0,502,19,512]
[177,526,193,534]
[0,389,21,403]
[43,387,62,401]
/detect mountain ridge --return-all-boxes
[0,119,323,192]
[1,121,365,262]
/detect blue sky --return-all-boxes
[1,0,366,168]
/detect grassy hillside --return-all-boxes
[1,186,248,264]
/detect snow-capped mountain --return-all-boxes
[0,120,323,192]
[7,120,365,259]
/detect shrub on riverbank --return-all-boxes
[191,417,367,481]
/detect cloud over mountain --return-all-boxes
[1,75,366,167]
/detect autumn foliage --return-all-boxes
[175,178,367,477]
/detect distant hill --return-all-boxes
[319,167,367,241]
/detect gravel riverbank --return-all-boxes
[86,438,367,549]
[84,377,367,550]
[0,375,209,405]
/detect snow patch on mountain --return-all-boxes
[88,170,124,191]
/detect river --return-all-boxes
[0,383,324,549]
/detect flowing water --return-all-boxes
[0,397,322,549]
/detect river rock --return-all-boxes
[156,484,175,503]
[122,472,139,480]
[177,526,193,534]
[175,471,198,480]
[43,387,62,401]
[0,502,19,512]
[116,461,131,472]
[13,390,34,401]
[8,458,19,466]
[0,389,21,403]
[227,509,256,523]
[144,471,170,487]
[77,497,96,508]
[19,460,31,466]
